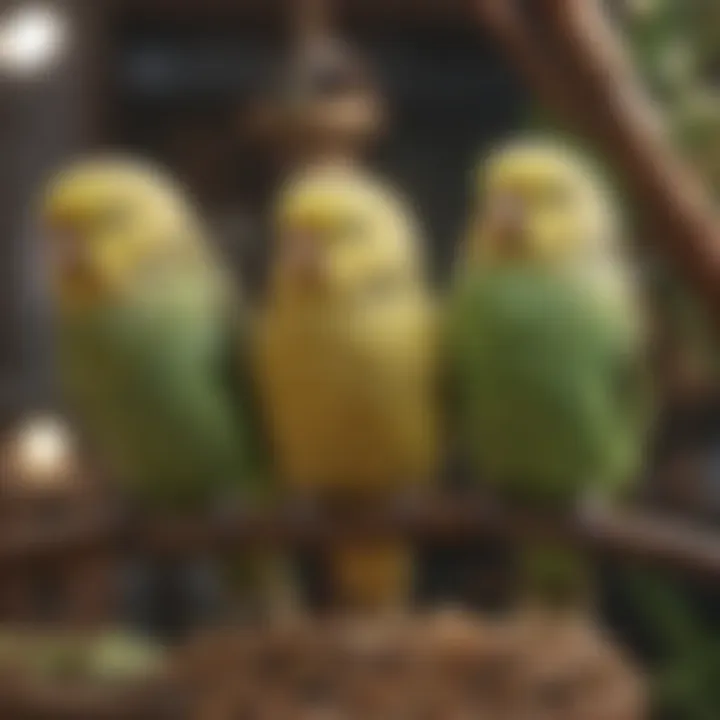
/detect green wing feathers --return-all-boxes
[57,268,263,512]
[449,268,648,502]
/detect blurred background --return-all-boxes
[0,0,718,717]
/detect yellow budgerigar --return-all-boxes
[255,164,440,611]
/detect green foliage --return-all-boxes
[622,569,720,720]
[621,8,720,717]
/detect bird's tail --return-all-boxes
[328,540,415,613]
[519,541,594,609]
[225,550,301,621]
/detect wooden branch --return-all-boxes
[543,1,720,282]
[474,0,584,129]
[0,498,718,580]
[475,0,720,326]
[0,512,122,566]
[0,681,183,720]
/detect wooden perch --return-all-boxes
[0,682,182,720]
[0,498,718,581]
[475,0,720,325]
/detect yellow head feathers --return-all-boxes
[42,157,204,307]
[468,138,621,266]
[271,166,424,301]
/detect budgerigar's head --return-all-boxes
[272,167,422,303]
[42,158,203,308]
[469,138,620,267]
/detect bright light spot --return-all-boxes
[0,5,68,76]
[14,415,74,485]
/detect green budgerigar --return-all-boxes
[41,158,284,623]
[449,138,652,603]
[42,158,258,509]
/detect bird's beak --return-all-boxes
[485,193,527,259]
[281,229,324,290]
[44,219,101,298]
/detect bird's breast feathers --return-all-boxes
[256,300,438,490]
